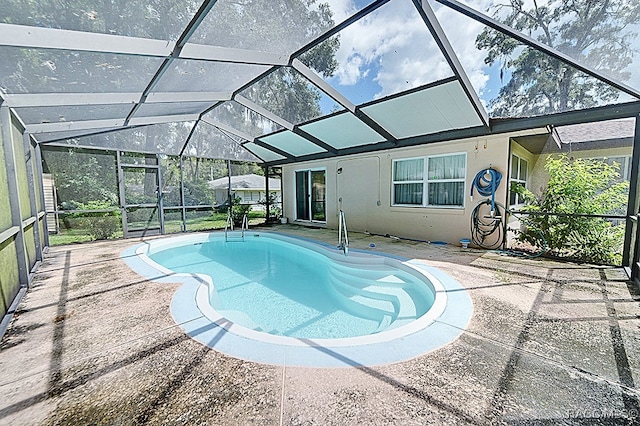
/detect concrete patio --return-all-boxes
[1,224,639,425]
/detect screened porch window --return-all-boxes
[392,153,466,207]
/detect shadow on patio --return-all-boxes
[0,226,639,425]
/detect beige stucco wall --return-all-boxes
[510,139,543,197]
[282,130,547,244]
[526,141,633,200]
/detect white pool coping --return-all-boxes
[122,231,473,367]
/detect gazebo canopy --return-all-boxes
[2,0,640,165]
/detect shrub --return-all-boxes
[76,201,122,240]
[231,196,252,227]
[259,192,282,222]
[516,155,628,264]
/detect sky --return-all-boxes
[316,0,640,115]
[319,0,495,111]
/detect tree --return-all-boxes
[515,155,628,264]
[41,146,118,208]
[2,0,338,128]
[476,0,640,116]
[1,0,194,93]
[204,1,339,127]
[7,0,338,213]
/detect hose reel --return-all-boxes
[470,167,505,249]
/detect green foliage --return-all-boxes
[42,147,118,208]
[231,197,252,227]
[476,0,640,116]
[75,201,122,241]
[516,155,629,264]
[259,192,282,222]
[245,67,325,124]
[183,180,214,206]
[4,1,338,151]
[162,179,215,207]
[1,0,192,93]
[205,1,339,132]
[231,162,264,177]
[48,228,95,246]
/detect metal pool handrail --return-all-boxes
[338,210,349,255]
[225,212,248,242]
[241,213,248,239]
[224,212,233,241]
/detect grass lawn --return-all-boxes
[49,211,266,246]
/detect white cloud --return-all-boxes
[340,54,368,85]
[431,1,494,97]
[322,0,358,23]
[329,0,452,97]
[322,0,498,101]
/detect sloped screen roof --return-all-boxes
[1,0,639,165]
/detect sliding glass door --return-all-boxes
[295,170,310,220]
[310,170,326,221]
[295,169,326,222]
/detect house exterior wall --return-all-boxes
[235,190,269,204]
[281,133,545,244]
[214,189,282,207]
[509,139,542,198]
[525,142,633,200]
[214,188,228,205]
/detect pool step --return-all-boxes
[329,271,401,306]
[328,268,419,326]
[328,266,408,290]
[326,282,396,322]
[363,283,417,319]
[329,264,434,311]
[374,314,393,333]
[330,261,403,281]
[348,294,396,315]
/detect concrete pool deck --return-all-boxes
[1,224,639,425]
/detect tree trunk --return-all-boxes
[557,68,574,112]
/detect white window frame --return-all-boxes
[294,167,327,223]
[392,156,424,207]
[509,154,528,207]
[392,152,467,208]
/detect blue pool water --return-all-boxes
[148,235,436,339]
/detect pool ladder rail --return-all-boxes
[338,210,349,255]
[225,212,248,242]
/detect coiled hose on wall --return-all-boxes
[470,168,502,211]
[470,168,504,249]
[471,199,506,249]
[469,167,547,256]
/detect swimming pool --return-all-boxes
[148,233,438,340]
[123,231,472,367]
